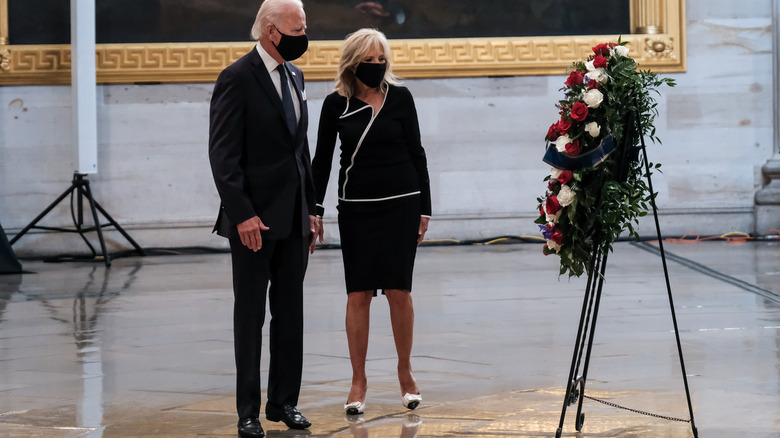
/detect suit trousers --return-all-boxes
[229,224,309,420]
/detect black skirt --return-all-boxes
[337,195,421,295]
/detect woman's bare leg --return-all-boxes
[346,291,373,403]
[385,289,419,395]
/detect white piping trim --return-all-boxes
[340,104,372,119]
[340,100,351,117]
[339,191,420,203]
[341,90,389,199]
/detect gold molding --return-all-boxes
[0,0,685,86]
[0,0,7,46]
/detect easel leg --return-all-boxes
[573,250,610,432]
[555,244,603,437]
[640,143,699,438]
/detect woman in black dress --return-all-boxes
[311,28,431,415]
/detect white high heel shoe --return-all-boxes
[402,393,422,410]
[344,400,365,415]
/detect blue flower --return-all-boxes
[539,224,553,240]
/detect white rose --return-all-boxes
[546,239,562,252]
[612,45,630,57]
[586,68,608,84]
[585,121,601,137]
[550,167,563,179]
[557,184,576,207]
[546,210,561,224]
[584,60,596,71]
[555,135,571,152]
[582,89,604,108]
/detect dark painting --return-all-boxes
[7,0,630,45]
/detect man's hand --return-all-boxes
[417,216,430,245]
[237,216,269,252]
[309,215,323,254]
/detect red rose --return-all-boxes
[546,123,559,141]
[587,80,600,90]
[548,178,560,191]
[592,43,612,56]
[557,170,573,184]
[565,139,581,155]
[551,229,564,245]
[570,102,588,121]
[558,117,572,135]
[545,196,561,215]
[593,55,607,69]
[565,70,584,87]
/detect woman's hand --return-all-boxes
[417,216,430,245]
[309,215,324,254]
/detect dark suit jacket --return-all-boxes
[209,48,315,241]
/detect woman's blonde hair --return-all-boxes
[334,28,401,99]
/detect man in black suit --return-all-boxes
[208,1,319,436]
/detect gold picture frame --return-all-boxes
[0,0,685,85]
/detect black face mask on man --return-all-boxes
[354,62,387,88]
[273,26,308,61]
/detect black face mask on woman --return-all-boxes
[354,62,387,88]
[273,26,309,61]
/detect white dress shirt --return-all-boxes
[255,42,301,122]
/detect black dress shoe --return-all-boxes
[265,403,312,429]
[238,417,265,438]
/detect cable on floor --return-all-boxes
[16,230,780,263]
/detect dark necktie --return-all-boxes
[277,64,298,135]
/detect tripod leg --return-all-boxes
[10,173,143,265]
[9,183,77,245]
[71,191,99,259]
[91,199,145,255]
[79,181,111,267]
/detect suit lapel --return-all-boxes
[249,49,305,147]
[249,50,288,128]
[286,65,307,142]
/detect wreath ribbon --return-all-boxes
[543,135,616,171]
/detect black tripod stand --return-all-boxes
[554,115,698,437]
[10,173,145,267]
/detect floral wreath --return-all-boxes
[535,39,675,277]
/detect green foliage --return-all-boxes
[537,40,675,278]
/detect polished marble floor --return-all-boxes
[1,240,779,437]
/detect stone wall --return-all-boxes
[0,1,775,257]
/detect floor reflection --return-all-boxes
[265,429,313,437]
[1,243,780,437]
[0,261,143,436]
[345,414,422,438]
[73,263,142,435]
[0,273,21,323]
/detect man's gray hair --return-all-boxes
[250,0,304,41]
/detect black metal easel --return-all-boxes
[554,113,698,438]
[10,173,145,267]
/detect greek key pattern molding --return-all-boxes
[0,35,682,85]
